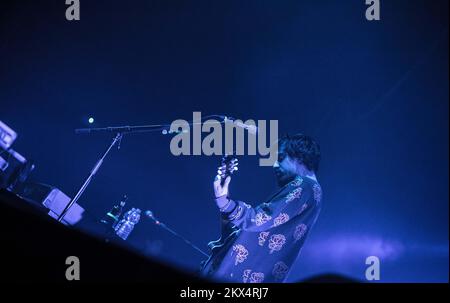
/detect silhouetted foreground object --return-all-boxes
[300,274,361,283]
[0,189,204,282]
[1,189,361,283]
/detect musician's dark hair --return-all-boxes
[279,133,321,173]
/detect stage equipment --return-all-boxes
[0,120,17,149]
[0,120,34,191]
[17,182,84,226]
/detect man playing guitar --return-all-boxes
[201,134,322,283]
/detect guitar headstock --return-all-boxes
[217,155,238,185]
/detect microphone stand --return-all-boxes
[57,133,123,222]
[58,125,169,223]
[145,211,208,257]
[57,117,226,224]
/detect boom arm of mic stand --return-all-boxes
[74,115,228,135]
[75,125,170,135]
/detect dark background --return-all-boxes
[0,0,448,282]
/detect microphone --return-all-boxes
[223,116,258,135]
[144,210,162,225]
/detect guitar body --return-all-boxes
[200,218,240,276]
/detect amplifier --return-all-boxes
[17,182,84,226]
[0,120,34,190]
[0,120,17,149]
[0,148,34,190]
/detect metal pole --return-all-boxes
[57,133,123,222]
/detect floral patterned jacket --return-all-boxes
[204,175,322,283]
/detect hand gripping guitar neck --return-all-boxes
[200,155,240,277]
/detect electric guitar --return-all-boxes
[200,155,240,276]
